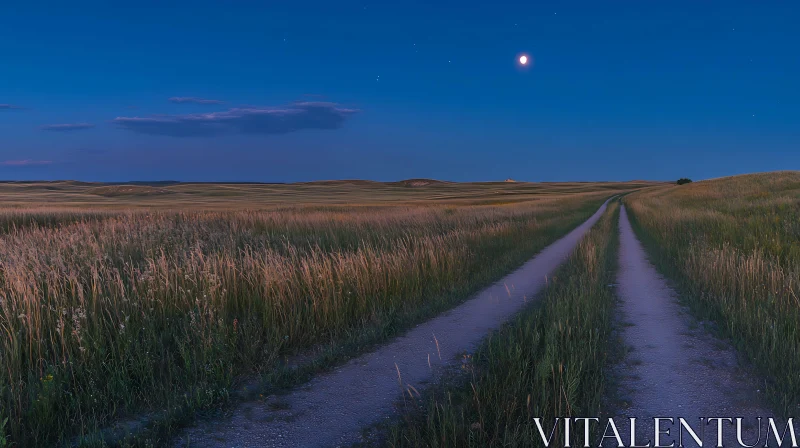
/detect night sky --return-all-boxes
[1,1,798,182]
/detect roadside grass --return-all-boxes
[387,201,620,447]
[624,171,800,416]
[0,185,633,446]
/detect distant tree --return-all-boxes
[676,178,693,185]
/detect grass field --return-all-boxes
[388,201,620,447]
[0,179,655,209]
[624,171,800,415]
[0,180,646,446]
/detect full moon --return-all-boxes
[519,55,528,65]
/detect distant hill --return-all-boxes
[392,178,450,187]
[116,180,182,187]
[303,178,450,187]
[303,179,381,186]
[0,178,667,188]
[0,180,99,186]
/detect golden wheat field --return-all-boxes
[0,180,651,446]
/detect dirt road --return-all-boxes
[176,199,611,447]
[612,205,777,447]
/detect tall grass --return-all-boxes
[388,202,620,447]
[625,171,800,415]
[0,208,115,233]
[0,194,609,446]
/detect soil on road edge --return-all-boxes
[175,199,612,448]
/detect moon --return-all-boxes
[519,55,528,65]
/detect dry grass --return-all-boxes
[0,182,647,445]
[389,202,620,447]
[0,180,659,210]
[85,185,173,197]
[625,171,800,415]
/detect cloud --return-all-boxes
[114,102,359,137]
[2,159,53,166]
[169,97,225,105]
[0,104,24,110]
[40,123,95,132]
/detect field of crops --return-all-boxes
[5,174,796,447]
[0,181,641,446]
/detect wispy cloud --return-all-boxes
[169,97,225,105]
[0,104,24,110]
[114,102,359,137]
[40,123,95,132]
[2,159,54,166]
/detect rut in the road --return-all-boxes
[611,205,776,447]
[175,200,611,448]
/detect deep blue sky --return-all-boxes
[1,1,798,182]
